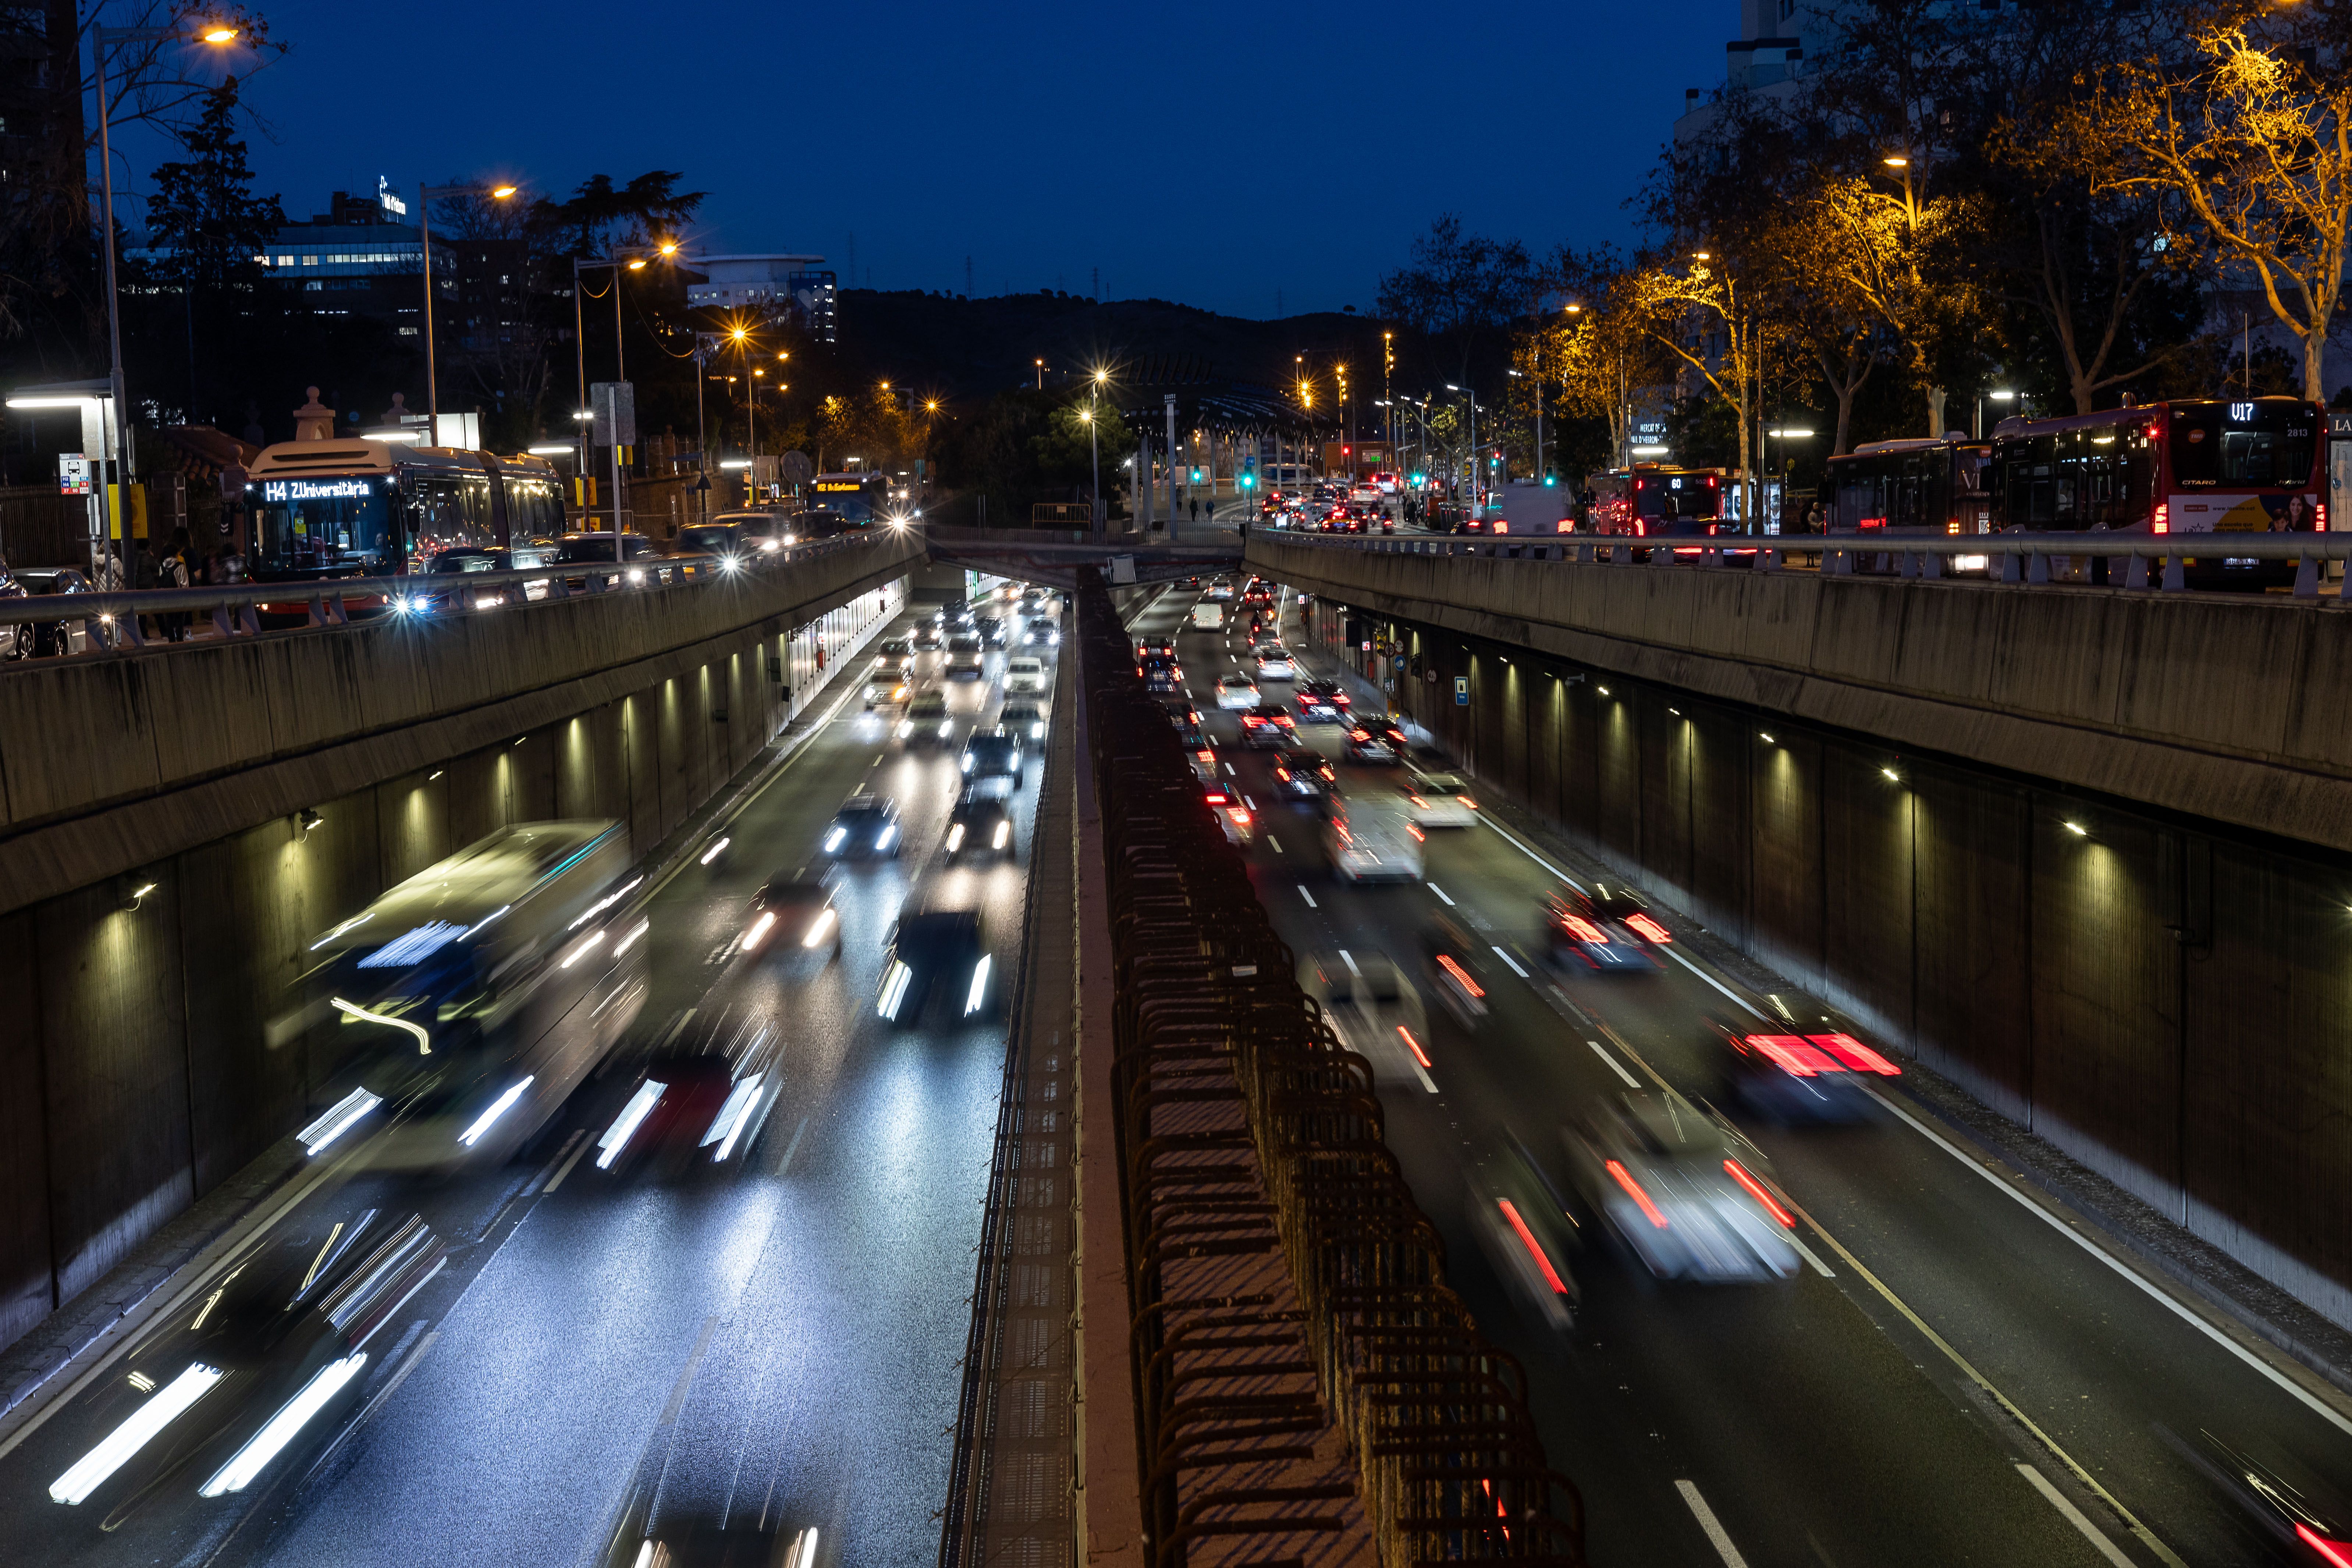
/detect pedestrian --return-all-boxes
[162,527,193,641]
[1189,496,1199,527]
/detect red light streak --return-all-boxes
[1435,953,1485,998]
[1397,1024,1432,1067]
[1724,1159,1795,1226]
[1605,1159,1669,1228]
[2297,1525,2352,1567]
[1558,913,1608,944]
[1624,912,1671,943]
[1809,1033,1901,1076]
[1745,1034,1841,1077]
[1497,1199,1570,1293]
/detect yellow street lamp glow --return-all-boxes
[626,257,647,270]
[926,400,939,412]
[1094,368,1108,385]
[731,328,747,341]
[1694,251,1711,261]
[658,240,678,255]
[200,26,238,43]
[1883,155,1909,168]
[490,185,518,200]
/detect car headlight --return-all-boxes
[964,954,992,1015]
[992,820,1010,849]
[760,539,781,552]
[962,755,974,773]
[897,721,912,737]
[1031,722,1045,739]
[824,826,848,852]
[938,720,952,737]
[718,555,742,574]
[948,823,966,852]
[626,568,645,583]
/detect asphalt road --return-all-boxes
[1131,582,2352,1568]
[0,593,1058,1568]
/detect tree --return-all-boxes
[1376,215,1537,386]
[1530,250,1675,470]
[527,171,707,261]
[2067,9,2352,403]
[1628,253,1773,525]
[142,75,284,423]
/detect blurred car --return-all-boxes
[1715,1022,1899,1123]
[737,874,842,960]
[1420,912,1493,1027]
[1207,577,1236,600]
[1325,813,1422,884]
[1000,700,1048,741]
[664,522,751,578]
[1020,619,1061,648]
[900,689,954,744]
[1464,1135,1580,1331]
[1005,655,1047,694]
[1345,725,1404,765]
[1240,704,1297,749]
[1562,1090,1800,1282]
[914,623,945,650]
[946,776,1018,861]
[1359,716,1411,755]
[1255,646,1296,680]
[945,636,986,681]
[1137,636,1176,659]
[960,725,1024,782]
[1581,881,1672,943]
[1542,891,1661,974]
[823,792,903,858]
[1143,661,1184,695]
[1403,770,1479,828]
[976,617,1009,649]
[557,531,665,586]
[874,636,915,673]
[1295,679,1352,722]
[1270,746,1337,803]
[1,565,94,657]
[1215,673,1261,710]
[877,904,992,1025]
[1297,949,1427,1055]
[864,672,912,710]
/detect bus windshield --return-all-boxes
[253,476,399,575]
[1635,473,1722,522]
[2169,402,2318,488]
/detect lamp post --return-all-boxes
[1763,427,1813,532]
[91,21,241,557]
[419,180,517,441]
[571,238,679,555]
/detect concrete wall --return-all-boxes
[0,555,912,1351]
[1287,570,2352,1329]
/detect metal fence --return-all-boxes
[1269,526,2352,598]
[1074,572,1584,1565]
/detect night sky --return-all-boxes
[120,0,1728,318]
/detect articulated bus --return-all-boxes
[1826,438,1992,536]
[243,440,568,605]
[1985,397,2325,586]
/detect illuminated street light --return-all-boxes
[420,180,519,435]
[1883,154,1910,168]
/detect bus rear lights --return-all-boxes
[596,1080,665,1168]
[1724,1159,1795,1226]
[298,1088,382,1156]
[740,912,778,952]
[50,1362,224,1504]
[1605,1159,1669,1229]
[699,837,731,866]
[2153,503,2169,534]
[199,1353,368,1497]
[1497,1199,1570,1293]
[458,1077,533,1147]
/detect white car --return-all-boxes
[1325,813,1423,884]
[1004,656,1047,693]
[1255,647,1296,680]
[1214,673,1260,710]
[1403,770,1479,829]
[1564,1091,1799,1282]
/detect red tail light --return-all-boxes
[1397,1024,1432,1067]
[2297,1524,2352,1567]
[1559,913,1608,943]
[1605,1159,1669,1228]
[1624,913,1671,943]
[1724,1159,1794,1226]
[1435,953,1486,999]
[1497,1198,1571,1293]
[2154,502,2168,534]
[1810,1033,1901,1075]
[1745,1034,1843,1077]
[1493,520,1510,534]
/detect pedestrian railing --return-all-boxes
[1260,526,2352,597]
[0,528,908,658]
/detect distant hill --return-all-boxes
[833,289,1398,401]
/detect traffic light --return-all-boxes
[1190,468,1202,483]
[1240,472,1256,490]
[1543,473,1557,487]
[1342,445,1352,457]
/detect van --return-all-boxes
[1193,602,1225,630]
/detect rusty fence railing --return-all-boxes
[1074,571,1584,1565]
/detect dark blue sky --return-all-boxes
[126,0,1728,318]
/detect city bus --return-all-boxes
[243,440,568,599]
[1825,438,1992,535]
[1588,464,1731,540]
[1987,397,2325,587]
[806,472,891,527]
[292,820,648,1171]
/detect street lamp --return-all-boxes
[91,21,242,558]
[419,180,518,440]
[572,238,684,557]
[1035,358,1045,390]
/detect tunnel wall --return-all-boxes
[1292,591,2352,1329]
[0,570,909,1354]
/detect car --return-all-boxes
[1005,655,1047,694]
[877,904,992,1025]
[946,776,1019,861]
[737,875,843,961]
[1255,646,1297,680]
[1240,704,1297,748]
[961,725,1024,782]
[823,793,903,858]
[1463,1134,1580,1330]
[1158,696,1202,729]
[1021,620,1061,648]
[1207,577,1236,601]
[975,617,1009,649]
[664,522,751,577]
[899,690,954,744]
[0,565,94,657]
[1294,679,1353,722]
[1543,892,1661,974]
[557,531,665,584]
[1215,673,1261,710]
[1192,602,1225,629]
[1137,637,1176,659]
[1144,663,1184,694]
[1403,770,1479,828]
[1561,1090,1800,1282]
[1420,912,1492,1027]
[1325,813,1422,883]
[865,672,912,710]
[1000,700,1048,741]
[1345,726,1403,765]
[947,633,983,654]
[1270,746,1337,804]
[1359,717,1411,755]
[1713,1017,1900,1123]
[914,623,945,650]
[946,649,986,681]
[1296,950,1428,1062]
[874,637,915,672]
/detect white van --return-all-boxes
[1004,656,1046,694]
[1193,602,1225,630]
[1324,813,1424,884]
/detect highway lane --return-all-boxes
[0,593,1059,1568]
[1132,582,2352,1568]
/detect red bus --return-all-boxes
[1587,464,1730,541]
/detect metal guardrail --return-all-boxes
[1265,526,2352,597]
[0,529,904,654]
[1074,572,1583,1565]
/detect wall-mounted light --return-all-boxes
[428,770,444,782]
[1882,767,1902,782]
[296,808,324,840]
[1596,685,1612,697]
[2064,821,2088,837]
[1668,707,1682,717]
[121,880,157,912]
[1759,732,1777,744]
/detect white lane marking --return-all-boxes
[1491,945,1530,979]
[1297,885,1318,908]
[1223,762,1236,776]
[1410,1059,1439,1094]
[525,1129,586,1194]
[1659,942,1769,1021]
[1584,1038,1642,1089]
[540,1134,594,1193]
[660,1315,722,1425]
[1266,836,1283,855]
[1788,1233,1837,1277]
[2016,1465,2136,1568]
[1477,814,1587,893]
[1674,1480,1751,1568]
[1427,882,1456,906]
[1866,1086,2352,1441]
[776,1116,810,1175]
